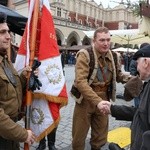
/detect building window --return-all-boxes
[116,12,119,21]
[78,19,82,25]
[68,17,71,21]
[96,24,99,28]
[57,7,61,17]
[88,22,92,27]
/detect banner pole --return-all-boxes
[24,0,40,149]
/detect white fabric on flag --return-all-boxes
[15,0,68,141]
[31,99,54,137]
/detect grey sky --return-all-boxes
[94,0,138,8]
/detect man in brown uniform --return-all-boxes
[72,27,130,150]
[0,12,35,149]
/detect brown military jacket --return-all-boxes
[0,55,28,142]
[75,46,130,106]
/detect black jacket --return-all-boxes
[111,79,150,150]
[111,105,136,121]
[129,59,138,76]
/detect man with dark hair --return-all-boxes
[0,12,35,149]
[72,27,131,150]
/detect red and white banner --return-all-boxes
[15,0,68,141]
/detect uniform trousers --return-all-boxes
[0,117,20,150]
[0,136,20,150]
[72,99,108,150]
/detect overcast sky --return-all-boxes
[94,0,138,8]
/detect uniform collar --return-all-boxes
[0,55,4,63]
[0,55,8,64]
[93,46,112,61]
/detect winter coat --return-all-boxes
[0,55,27,142]
[111,77,150,150]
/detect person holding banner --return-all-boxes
[0,12,35,150]
[15,0,68,149]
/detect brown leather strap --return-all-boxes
[1,59,17,87]
[91,85,108,92]
[86,46,95,81]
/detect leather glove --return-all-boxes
[28,60,42,91]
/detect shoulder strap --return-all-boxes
[111,51,122,73]
[1,59,17,87]
[86,46,95,81]
[111,51,117,69]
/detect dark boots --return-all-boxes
[47,128,57,150]
[36,138,46,150]
[36,128,57,150]
[109,142,125,150]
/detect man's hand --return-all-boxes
[22,66,32,77]
[22,66,38,77]
[25,130,36,145]
[97,101,111,115]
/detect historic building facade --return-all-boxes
[4,0,139,47]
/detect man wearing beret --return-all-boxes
[0,12,36,149]
[128,43,149,108]
[99,44,150,150]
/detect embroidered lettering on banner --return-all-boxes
[45,64,62,84]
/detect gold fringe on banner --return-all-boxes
[33,93,68,106]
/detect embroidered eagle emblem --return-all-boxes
[45,64,62,84]
[31,108,44,125]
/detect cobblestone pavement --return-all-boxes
[20,65,132,150]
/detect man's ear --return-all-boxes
[144,58,149,68]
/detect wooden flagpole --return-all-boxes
[24,0,40,149]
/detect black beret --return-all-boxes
[133,44,150,60]
[0,12,7,23]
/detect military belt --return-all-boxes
[91,85,108,92]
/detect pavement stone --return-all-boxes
[19,65,132,150]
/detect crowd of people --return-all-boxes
[1,10,150,150]
[121,43,149,74]
[61,51,76,66]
